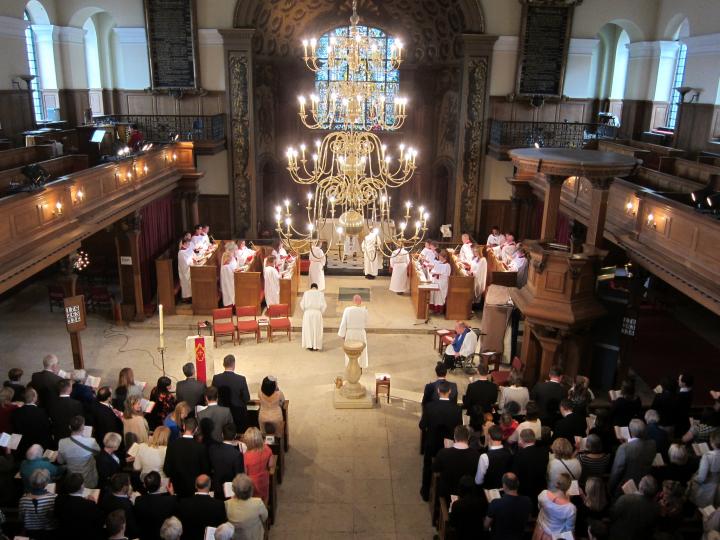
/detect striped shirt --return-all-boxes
[19,492,57,531]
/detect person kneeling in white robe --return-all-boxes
[263,255,281,307]
[338,295,368,368]
[300,283,326,350]
[389,245,410,294]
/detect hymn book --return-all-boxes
[654,385,663,394]
[136,381,147,391]
[139,399,155,413]
[84,375,101,389]
[608,390,621,401]
[0,433,21,450]
[484,489,502,503]
[42,449,57,462]
[576,437,587,452]
[621,479,639,495]
[585,415,596,434]
[443,438,454,449]
[653,453,665,467]
[551,532,574,540]
[57,369,69,379]
[204,528,217,540]
[701,506,717,519]
[81,425,93,438]
[568,480,581,497]
[223,482,234,499]
[614,426,630,441]
[693,442,711,456]
[127,443,140,459]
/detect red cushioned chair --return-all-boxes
[236,305,260,344]
[267,304,291,342]
[490,356,524,386]
[212,307,236,346]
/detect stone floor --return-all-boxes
[0,275,480,539]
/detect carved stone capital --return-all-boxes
[588,176,614,190]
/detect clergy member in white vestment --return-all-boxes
[178,238,195,301]
[338,295,369,368]
[429,250,451,313]
[300,283,327,350]
[362,229,382,279]
[458,233,474,264]
[420,241,437,265]
[389,245,410,294]
[263,255,281,307]
[236,240,255,266]
[220,242,239,307]
[308,244,326,290]
[343,234,359,260]
[470,244,487,300]
[486,226,505,247]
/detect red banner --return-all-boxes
[194,337,207,383]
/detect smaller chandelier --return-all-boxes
[298,91,408,131]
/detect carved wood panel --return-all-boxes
[228,51,252,235]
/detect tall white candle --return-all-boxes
[158,303,164,341]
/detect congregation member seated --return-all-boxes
[448,475,484,539]
[122,394,150,445]
[567,375,594,416]
[134,471,178,540]
[175,474,227,540]
[96,432,123,490]
[608,418,656,496]
[484,472,531,540]
[19,468,58,539]
[432,425,479,501]
[19,444,62,492]
[422,362,458,406]
[534,473,576,540]
[689,430,720,508]
[100,472,140,539]
[50,378,84,442]
[30,354,63,409]
[198,387,233,443]
[209,423,245,499]
[609,378,642,426]
[442,321,472,370]
[574,476,609,537]
[212,354,251,432]
[553,398,587,443]
[577,434,611,485]
[644,409,670,459]
[159,516,183,540]
[54,472,104,540]
[476,425,512,489]
[463,364,498,430]
[165,401,192,441]
[11,388,51,456]
[224,473,268,540]
[164,417,210,498]
[547,438,581,489]
[498,372,529,415]
[609,475,659,539]
[512,429,549,512]
[258,375,285,435]
[241,427,273,504]
[3,367,25,402]
[531,366,567,427]
[176,362,207,409]
[508,401,542,444]
[133,425,171,481]
[91,386,123,448]
[69,369,95,404]
[57,414,100,488]
[149,376,176,430]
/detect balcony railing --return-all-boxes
[488,120,619,160]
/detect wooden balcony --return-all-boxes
[0,142,201,294]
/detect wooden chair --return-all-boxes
[267,454,278,526]
[429,472,440,525]
[438,498,456,540]
[491,356,523,386]
[236,305,260,343]
[282,400,290,451]
[88,286,113,312]
[48,285,65,312]
[212,307,236,346]
[267,304,291,342]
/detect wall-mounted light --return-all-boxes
[646,212,656,229]
[707,196,713,208]
[126,171,133,181]
[74,189,84,204]
[625,201,636,216]
[172,153,178,162]
[53,201,63,216]
[143,164,149,175]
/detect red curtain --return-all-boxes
[139,195,176,308]
[532,199,570,244]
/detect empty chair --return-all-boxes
[236,305,260,343]
[212,307,237,346]
[267,304,291,342]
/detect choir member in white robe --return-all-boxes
[470,245,487,299]
[300,283,326,350]
[486,226,505,247]
[458,233,474,264]
[236,240,255,267]
[362,230,382,278]
[220,242,239,307]
[508,247,528,287]
[492,232,516,260]
[338,295,369,368]
[389,246,410,293]
[429,250,452,313]
[343,234,359,260]
[263,255,281,307]
[308,244,326,291]
[271,240,287,267]
[178,238,195,300]
[191,224,209,251]
[420,241,437,265]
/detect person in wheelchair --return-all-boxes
[443,321,475,371]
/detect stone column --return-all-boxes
[540,174,566,242]
[219,29,257,238]
[586,177,614,248]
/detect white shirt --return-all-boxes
[459,242,474,264]
[421,247,436,264]
[486,233,505,247]
[475,444,504,485]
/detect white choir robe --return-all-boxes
[272,247,288,260]
[220,257,238,306]
[192,234,209,251]
[343,235,359,258]
[263,265,281,306]
[501,243,518,265]
[308,247,326,290]
[338,305,369,368]
[300,288,326,350]
[430,261,451,306]
[237,247,255,266]
[459,242,474,264]
[420,247,437,264]
[486,233,505,247]
[509,255,529,287]
[470,256,488,299]
[389,248,410,293]
[362,233,382,276]
[178,247,195,299]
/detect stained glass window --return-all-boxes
[315,25,399,129]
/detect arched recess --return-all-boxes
[595,23,631,123]
[664,18,690,129]
[24,1,57,120]
[83,17,104,115]
[430,158,455,234]
[25,0,50,24]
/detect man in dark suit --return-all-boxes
[419,382,462,500]
[552,399,587,443]
[484,473,532,540]
[134,471,178,540]
[644,409,670,460]
[512,428,549,513]
[609,419,657,495]
[422,362,458,406]
[30,354,63,409]
[11,388,52,455]
[90,386,123,449]
[462,364,497,429]
[197,386,234,443]
[530,366,567,427]
[211,354,250,432]
[50,379,85,443]
[432,425,479,502]
[99,473,140,540]
[54,473,105,540]
[163,417,210,498]
[609,475,660,540]
[175,474,227,540]
[674,373,693,435]
[208,423,244,499]
[176,362,207,409]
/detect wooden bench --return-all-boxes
[267,454,278,526]
[437,498,456,540]
[0,154,89,196]
[0,144,54,171]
